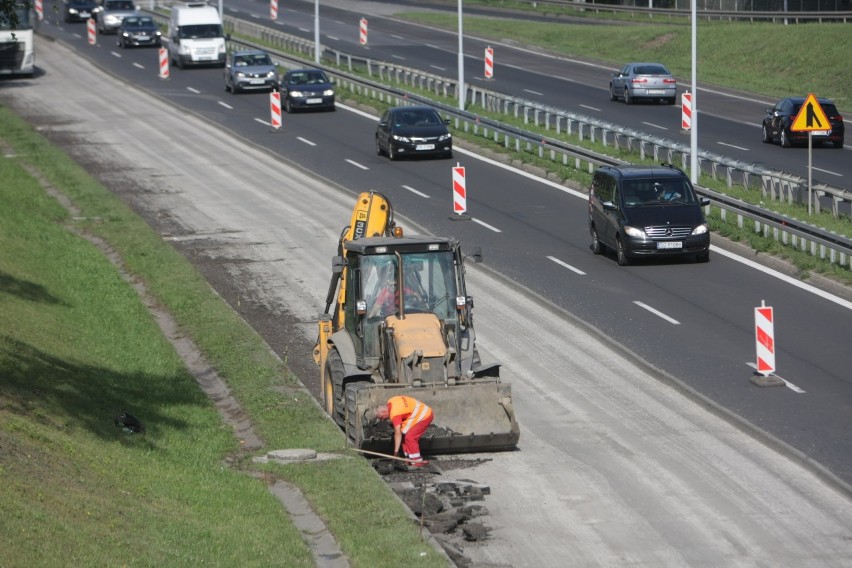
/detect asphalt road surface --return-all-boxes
[4,37,851,567]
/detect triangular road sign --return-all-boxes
[791,94,831,132]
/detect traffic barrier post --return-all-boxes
[750,300,784,387]
[359,18,368,46]
[270,91,282,129]
[681,91,692,131]
[484,46,494,80]
[87,18,96,45]
[35,0,43,20]
[270,0,278,20]
[158,47,169,80]
[450,163,470,220]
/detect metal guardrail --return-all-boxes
[146,10,852,270]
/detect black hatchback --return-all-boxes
[588,164,710,265]
[375,106,453,160]
[117,15,161,48]
[761,97,844,148]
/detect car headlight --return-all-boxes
[235,72,246,78]
[105,15,119,24]
[289,90,305,97]
[323,88,334,96]
[692,223,709,235]
[69,8,79,14]
[155,31,162,37]
[266,71,276,78]
[392,134,411,143]
[439,133,452,142]
[623,226,645,238]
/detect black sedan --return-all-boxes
[375,106,453,161]
[762,96,844,148]
[280,69,335,112]
[117,15,161,48]
[63,0,99,23]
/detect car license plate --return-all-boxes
[811,130,829,136]
[416,144,436,151]
[80,11,90,17]
[657,241,683,249]
[250,79,265,85]
[307,98,323,104]
[647,89,665,95]
[138,35,149,40]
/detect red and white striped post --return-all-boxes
[484,46,494,80]
[452,164,468,217]
[87,18,96,45]
[270,91,282,129]
[754,301,775,376]
[35,0,43,20]
[158,47,170,79]
[270,0,278,20]
[681,90,692,131]
[359,18,368,46]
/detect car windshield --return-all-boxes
[106,0,134,10]
[123,16,153,27]
[237,54,272,66]
[791,102,838,116]
[394,110,441,127]
[178,24,222,39]
[634,65,669,75]
[287,71,328,85]
[622,179,696,206]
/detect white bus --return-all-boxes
[0,2,35,76]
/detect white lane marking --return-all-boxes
[547,256,586,275]
[745,363,806,393]
[187,87,201,94]
[579,104,601,112]
[391,34,405,40]
[812,167,842,177]
[711,247,852,311]
[426,44,439,50]
[345,159,369,170]
[297,137,316,146]
[218,101,234,110]
[253,118,271,126]
[402,185,430,198]
[327,35,339,41]
[718,142,749,151]
[298,27,310,33]
[746,122,763,128]
[132,62,144,69]
[430,65,446,72]
[634,301,681,325]
[472,218,502,232]
[523,89,543,96]
[391,54,406,60]
[111,51,121,58]
[642,122,667,131]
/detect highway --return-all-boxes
[6,6,851,565]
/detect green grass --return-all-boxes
[0,106,449,567]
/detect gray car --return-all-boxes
[609,62,677,105]
[224,50,279,94]
[94,0,137,35]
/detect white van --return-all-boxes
[167,2,225,68]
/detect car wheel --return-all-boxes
[388,144,397,161]
[609,84,617,102]
[696,251,710,263]
[833,139,844,149]
[761,124,771,144]
[375,137,384,156]
[591,227,604,255]
[616,237,630,266]
[666,97,676,105]
[780,128,791,148]
[624,88,632,105]
[284,98,293,113]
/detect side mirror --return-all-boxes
[603,200,617,211]
[700,197,710,207]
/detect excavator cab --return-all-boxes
[313,193,519,454]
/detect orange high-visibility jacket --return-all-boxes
[387,396,432,435]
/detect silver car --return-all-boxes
[94,0,137,35]
[224,50,279,94]
[609,62,677,105]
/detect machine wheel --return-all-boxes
[375,136,384,156]
[609,84,617,101]
[780,129,791,148]
[325,350,346,428]
[591,227,604,255]
[616,237,630,266]
[624,88,632,105]
[761,124,771,144]
[344,382,371,448]
[388,144,397,161]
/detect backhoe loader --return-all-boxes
[313,192,519,453]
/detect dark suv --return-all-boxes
[588,164,710,265]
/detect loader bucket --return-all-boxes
[344,380,520,455]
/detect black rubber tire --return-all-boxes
[616,237,630,266]
[284,98,293,113]
[624,88,632,105]
[344,382,371,448]
[666,97,676,105]
[833,140,844,148]
[609,84,617,101]
[591,227,603,255]
[325,350,346,428]
[781,129,791,148]
[388,144,397,161]
[375,137,384,156]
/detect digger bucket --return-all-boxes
[344,380,520,454]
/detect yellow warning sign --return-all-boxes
[791,94,831,132]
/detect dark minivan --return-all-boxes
[588,164,710,265]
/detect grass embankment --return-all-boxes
[0,106,447,567]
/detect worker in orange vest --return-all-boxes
[375,395,433,466]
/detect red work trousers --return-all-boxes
[402,412,433,461]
